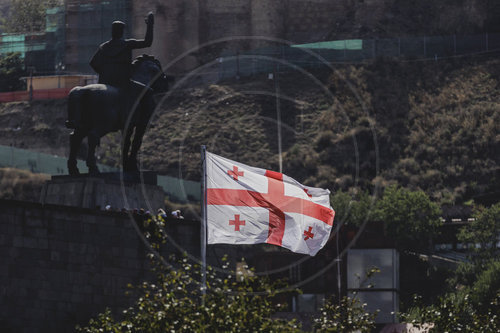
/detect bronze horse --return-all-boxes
[66,55,169,175]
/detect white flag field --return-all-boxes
[205,151,335,256]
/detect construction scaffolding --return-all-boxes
[0,6,65,75]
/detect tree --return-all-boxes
[402,293,500,332]
[77,215,301,332]
[77,255,301,332]
[314,267,380,332]
[469,259,500,311]
[1,0,62,33]
[452,204,500,310]
[314,296,377,333]
[458,203,500,261]
[375,185,442,252]
[0,52,26,92]
[402,203,500,331]
[331,190,374,227]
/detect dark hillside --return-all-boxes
[0,54,498,205]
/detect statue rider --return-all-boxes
[87,12,156,131]
[90,12,153,87]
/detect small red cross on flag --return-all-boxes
[228,165,244,180]
[229,214,245,231]
[304,226,315,240]
[205,151,335,256]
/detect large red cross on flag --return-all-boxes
[206,152,335,256]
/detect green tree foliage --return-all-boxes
[314,267,379,332]
[77,255,301,332]
[375,185,442,252]
[469,259,500,311]
[77,215,301,333]
[77,215,386,332]
[331,190,374,227]
[447,204,500,311]
[403,203,500,330]
[402,293,500,333]
[1,0,62,33]
[458,203,500,261]
[0,52,26,92]
[314,296,377,333]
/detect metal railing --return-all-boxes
[214,32,500,80]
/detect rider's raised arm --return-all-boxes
[126,12,154,50]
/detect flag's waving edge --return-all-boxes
[206,151,335,256]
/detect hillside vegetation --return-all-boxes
[0,168,49,201]
[141,54,499,204]
[0,54,498,205]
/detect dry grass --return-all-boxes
[0,168,49,202]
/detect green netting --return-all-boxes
[1,35,24,43]
[0,6,65,73]
[292,39,363,50]
[217,33,500,81]
[0,145,200,203]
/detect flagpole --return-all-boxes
[200,145,207,300]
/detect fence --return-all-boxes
[216,32,500,80]
[0,145,200,203]
[0,88,71,103]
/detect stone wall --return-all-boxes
[0,197,344,331]
[0,199,198,332]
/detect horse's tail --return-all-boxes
[65,87,87,129]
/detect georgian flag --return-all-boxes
[206,152,335,256]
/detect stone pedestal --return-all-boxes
[40,172,165,211]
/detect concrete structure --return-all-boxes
[40,173,166,211]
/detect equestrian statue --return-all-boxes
[65,12,170,175]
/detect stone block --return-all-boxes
[68,243,87,254]
[38,289,61,301]
[9,247,20,258]
[51,240,69,252]
[40,173,165,210]
[6,225,22,235]
[70,293,90,304]
[23,237,40,249]
[0,264,8,277]
[37,238,49,249]
[50,251,61,261]
[123,247,139,259]
[1,214,18,226]
[0,234,8,246]
[13,236,24,247]
[25,228,48,238]
[25,217,44,228]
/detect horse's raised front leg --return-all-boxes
[67,129,84,175]
[86,132,100,175]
